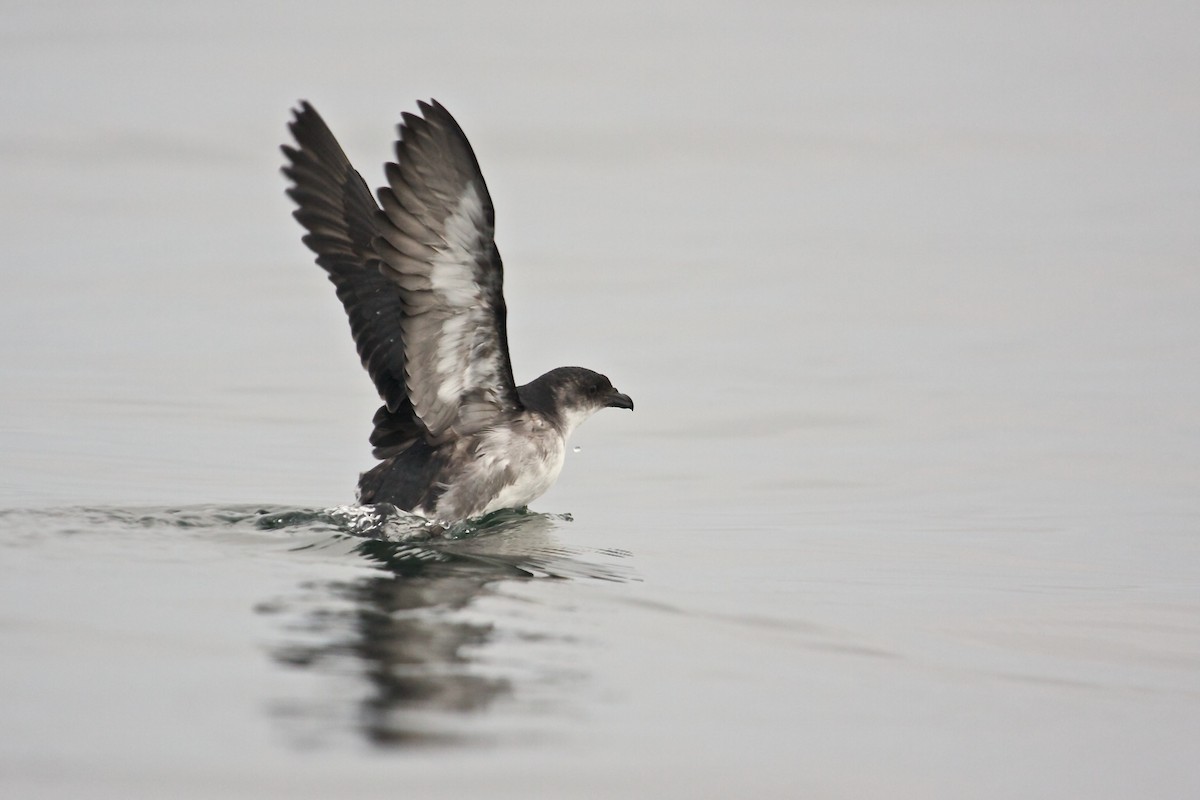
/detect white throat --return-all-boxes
[557,403,600,440]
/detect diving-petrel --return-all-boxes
[282,100,632,524]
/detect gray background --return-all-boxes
[2,2,1198,797]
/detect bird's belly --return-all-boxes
[477,433,566,516]
[481,457,563,516]
[431,421,566,522]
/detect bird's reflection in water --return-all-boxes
[261,507,632,747]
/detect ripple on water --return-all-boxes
[0,502,635,747]
[0,503,629,576]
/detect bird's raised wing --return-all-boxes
[375,100,520,443]
[282,102,423,454]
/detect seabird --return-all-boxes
[281,100,633,525]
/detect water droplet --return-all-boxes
[573,446,582,453]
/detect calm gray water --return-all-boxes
[2,2,1199,798]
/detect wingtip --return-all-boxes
[424,98,455,124]
[398,99,460,139]
[288,101,327,136]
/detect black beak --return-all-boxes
[605,390,634,411]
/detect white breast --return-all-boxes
[477,419,567,515]
[424,413,568,523]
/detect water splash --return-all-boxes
[0,503,629,581]
[0,501,635,747]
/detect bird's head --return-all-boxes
[519,366,633,438]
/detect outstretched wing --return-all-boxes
[282,102,423,454]
[375,100,520,443]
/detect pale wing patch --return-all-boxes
[375,103,520,444]
[436,314,471,404]
[426,186,498,410]
[429,188,487,306]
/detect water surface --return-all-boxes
[2,1,1199,798]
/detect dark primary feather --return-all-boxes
[375,100,520,444]
[356,437,449,508]
[284,100,522,454]
[281,102,424,454]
